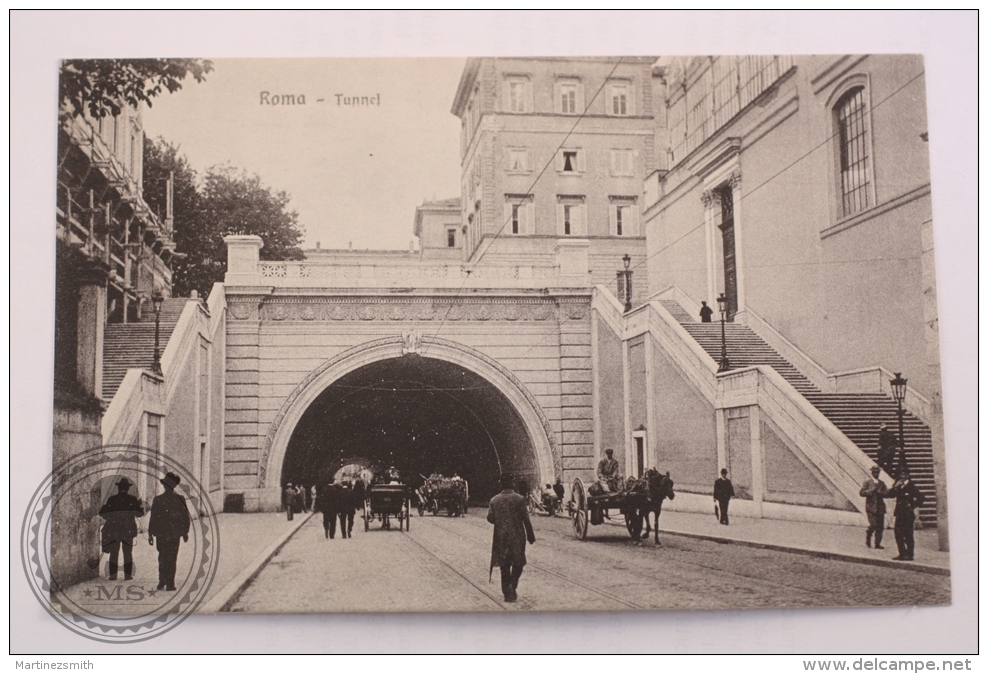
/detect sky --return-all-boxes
[142,58,467,251]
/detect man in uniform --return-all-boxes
[596,449,621,493]
[148,472,191,591]
[98,477,144,580]
[859,465,888,549]
[487,474,535,603]
[887,469,925,561]
[713,468,735,525]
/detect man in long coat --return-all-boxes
[713,468,735,525]
[887,470,925,561]
[316,481,343,539]
[148,472,191,591]
[487,474,535,603]
[98,477,144,580]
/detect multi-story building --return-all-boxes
[451,57,659,303]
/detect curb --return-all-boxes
[199,512,314,613]
[659,528,950,576]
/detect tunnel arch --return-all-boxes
[259,336,558,497]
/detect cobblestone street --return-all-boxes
[232,511,950,613]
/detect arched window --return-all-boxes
[835,86,871,217]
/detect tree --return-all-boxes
[143,139,306,298]
[60,59,213,119]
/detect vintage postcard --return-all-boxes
[12,11,978,655]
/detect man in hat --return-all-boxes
[877,423,897,476]
[596,449,621,493]
[887,469,926,561]
[283,482,297,521]
[859,465,889,549]
[148,472,191,591]
[487,474,535,602]
[713,468,735,525]
[98,477,144,580]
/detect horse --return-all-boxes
[640,468,675,545]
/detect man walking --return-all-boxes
[98,477,144,580]
[713,468,735,525]
[148,472,191,591]
[887,470,925,561]
[317,481,343,539]
[877,423,897,476]
[859,465,888,549]
[487,474,535,603]
[339,480,356,538]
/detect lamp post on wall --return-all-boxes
[890,372,908,474]
[151,290,164,376]
[716,292,730,373]
[616,254,633,313]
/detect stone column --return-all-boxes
[224,235,264,286]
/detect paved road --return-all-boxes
[231,510,950,612]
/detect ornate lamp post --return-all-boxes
[889,372,908,474]
[151,290,164,376]
[617,254,633,313]
[716,292,730,373]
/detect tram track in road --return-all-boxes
[418,512,862,609]
[414,514,646,610]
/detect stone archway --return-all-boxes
[255,335,558,509]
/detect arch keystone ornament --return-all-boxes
[256,336,560,504]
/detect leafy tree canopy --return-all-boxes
[60,58,213,119]
[143,138,305,298]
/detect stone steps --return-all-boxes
[102,298,189,399]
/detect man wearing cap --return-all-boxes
[98,477,144,580]
[859,465,888,549]
[148,472,191,591]
[877,423,897,476]
[596,449,621,493]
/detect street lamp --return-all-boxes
[616,254,633,313]
[151,290,164,376]
[716,292,730,373]
[889,372,908,474]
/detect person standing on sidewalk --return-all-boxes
[887,470,925,561]
[98,477,144,581]
[859,465,888,549]
[148,472,191,591]
[713,468,735,525]
[487,474,535,603]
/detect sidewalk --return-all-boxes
[627,509,950,574]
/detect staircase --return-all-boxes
[660,300,938,526]
[102,299,188,399]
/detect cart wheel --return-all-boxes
[571,478,588,541]
[417,503,425,517]
[364,508,370,532]
[406,501,411,531]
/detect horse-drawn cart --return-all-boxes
[569,470,674,542]
[363,483,411,531]
[416,476,468,517]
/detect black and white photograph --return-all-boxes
[12,10,977,656]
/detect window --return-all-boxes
[556,79,584,115]
[609,197,638,236]
[835,86,871,217]
[557,148,585,174]
[506,147,530,173]
[610,149,634,177]
[607,81,633,116]
[446,227,457,247]
[556,196,586,236]
[503,195,533,235]
[504,76,532,113]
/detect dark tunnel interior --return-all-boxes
[281,355,538,502]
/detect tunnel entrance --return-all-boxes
[281,354,539,502]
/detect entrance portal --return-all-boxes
[281,355,539,501]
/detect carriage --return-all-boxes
[363,483,411,531]
[568,470,675,542]
[416,476,469,517]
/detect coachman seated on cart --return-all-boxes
[594,449,624,494]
